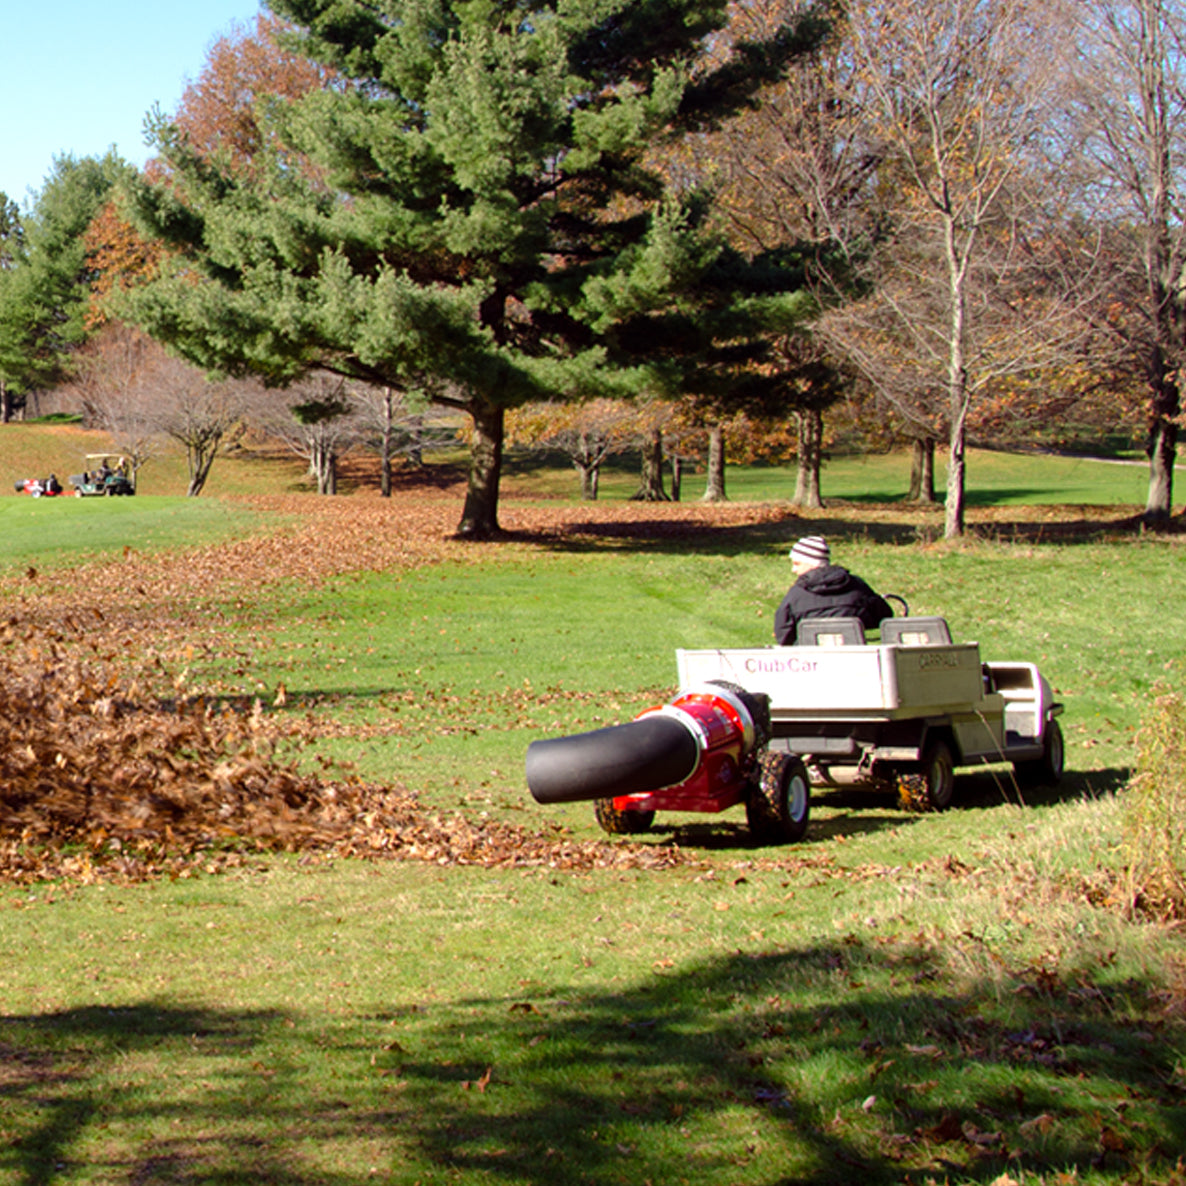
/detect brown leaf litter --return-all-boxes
[0,619,687,886]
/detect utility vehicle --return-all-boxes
[526,615,1064,844]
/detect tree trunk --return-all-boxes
[186,444,217,497]
[945,426,966,538]
[792,408,823,509]
[457,399,504,538]
[314,442,337,494]
[670,456,682,502]
[703,423,727,502]
[1144,353,1180,526]
[631,427,669,501]
[908,437,937,503]
[1145,413,1178,525]
[575,431,599,499]
[408,413,424,467]
[943,211,970,540]
[380,387,394,498]
[576,461,598,500]
[0,381,22,423]
[1138,10,1180,527]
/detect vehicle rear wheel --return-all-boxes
[1015,718,1064,788]
[593,798,655,835]
[747,751,810,845]
[899,739,955,811]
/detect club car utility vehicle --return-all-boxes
[69,455,134,497]
[527,615,1064,845]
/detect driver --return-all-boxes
[774,535,892,645]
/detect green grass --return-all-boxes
[169,532,1179,809]
[0,445,1184,1184]
[1,826,1181,1185]
[4,415,1176,505]
[507,444,1174,507]
[0,495,267,572]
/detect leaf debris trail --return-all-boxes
[5,492,1078,888]
[0,617,699,885]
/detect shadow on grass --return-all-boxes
[3,938,1184,1184]
[499,508,1173,558]
[633,768,1130,854]
[649,805,922,851]
[953,766,1133,809]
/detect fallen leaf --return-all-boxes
[1019,1113,1056,1137]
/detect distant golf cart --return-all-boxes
[69,455,135,497]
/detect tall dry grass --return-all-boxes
[1124,668,1186,919]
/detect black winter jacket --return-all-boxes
[773,564,893,645]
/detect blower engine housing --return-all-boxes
[525,679,810,843]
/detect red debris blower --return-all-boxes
[525,680,810,844]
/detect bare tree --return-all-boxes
[65,322,159,487]
[1060,0,1186,524]
[841,0,1083,537]
[508,399,639,500]
[152,354,250,496]
[694,0,882,502]
[254,375,360,495]
[353,384,456,496]
[708,0,880,254]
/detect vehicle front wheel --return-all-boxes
[593,798,655,835]
[747,751,810,845]
[1015,718,1064,788]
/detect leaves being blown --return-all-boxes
[0,620,687,885]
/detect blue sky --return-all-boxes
[1,0,266,209]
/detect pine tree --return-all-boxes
[124,0,819,535]
[0,157,124,419]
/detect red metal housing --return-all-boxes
[607,685,756,815]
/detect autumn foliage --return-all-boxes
[169,13,335,178]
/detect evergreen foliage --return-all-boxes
[0,155,127,416]
[122,0,824,536]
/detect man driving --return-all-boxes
[773,535,892,645]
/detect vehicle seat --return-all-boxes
[798,617,866,647]
[879,616,953,646]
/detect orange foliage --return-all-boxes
[83,202,168,326]
[171,12,334,179]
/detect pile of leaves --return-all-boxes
[0,620,688,886]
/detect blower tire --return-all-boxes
[747,751,810,845]
[593,798,655,835]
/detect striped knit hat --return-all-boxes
[789,535,830,567]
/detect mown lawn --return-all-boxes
[0,449,1183,1185]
